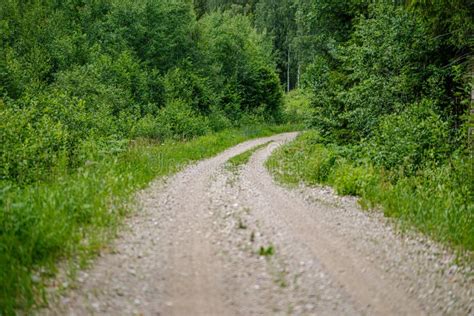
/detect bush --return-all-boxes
[197,11,283,120]
[207,105,232,131]
[1,105,69,184]
[369,99,450,175]
[156,99,211,140]
[329,162,378,196]
[163,67,216,114]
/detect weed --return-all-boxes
[250,231,255,242]
[276,270,288,288]
[259,245,275,257]
[238,218,247,229]
[226,141,272,170]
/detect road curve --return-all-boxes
[42,132,473,315]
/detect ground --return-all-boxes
[41,133,473,315]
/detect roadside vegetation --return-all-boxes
[1,123,294,313]
[0,0,290,313]
[268,131,473,251]
[266,1,473,252]
[226,141,272,170]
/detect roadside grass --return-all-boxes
[0,123,299,314]
[266,131,474,254]
[226,141,272,171]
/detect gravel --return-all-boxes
[39,132,473,316]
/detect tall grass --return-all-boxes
[267,131,474,253]
[0,124,297,314]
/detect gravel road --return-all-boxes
[42,132,473,315]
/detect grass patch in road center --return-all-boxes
[226,141,272,171]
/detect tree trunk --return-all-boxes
[287,42,290,93]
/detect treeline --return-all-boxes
[1,0,283,185]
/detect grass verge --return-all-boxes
[0,123,298,314]
[266,131,474,254]
[226,141,272,170]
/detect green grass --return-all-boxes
[259,245,275,257]
[0,123,298,314]
[226,141,272,170]
[267,131,474,254]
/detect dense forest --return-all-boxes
[0,0,473,313]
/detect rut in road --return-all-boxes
[43,133,473,315]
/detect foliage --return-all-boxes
[368,99,450,175]
[0,0,283,185]
[197,11,283,119]
[267,132,474,251]
[156,99,211,140]
[282,89,314,124]
[0,0,289,312]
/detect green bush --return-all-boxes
[197,11,283,120]
[328,162,378,196]
[1,105,69,184]
[207,105,232,131]
[369,99,450,175]
[163,66,216,114]
[156,99,211,140]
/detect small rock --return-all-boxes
[91,302,100,311]
[305,304,315,311]
[31,274,41,283]
[447,265,458,275]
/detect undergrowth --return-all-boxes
[267,131,474,253]
[0,124,297,314]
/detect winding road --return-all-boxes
[43,133,473,315]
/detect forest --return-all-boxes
[0,0,473,313]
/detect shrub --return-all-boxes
[1,105,69,184]
[207,105,232,131]
[369,99,450,175]
[197,11,283,120]
[163,67,216,114]
[156,99,210,140]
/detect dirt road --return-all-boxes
[43,133,473,315]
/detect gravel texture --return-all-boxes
[40,132,473,315]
